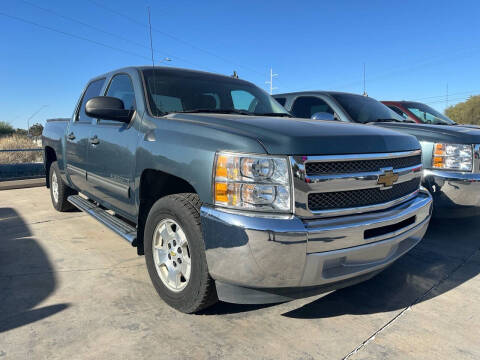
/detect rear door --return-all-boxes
[86,73,140,218]
[65,78,105,191]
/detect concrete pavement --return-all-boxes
[0,187,479,359]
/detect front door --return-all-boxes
[86,73,140,218]
[65,78,105,191]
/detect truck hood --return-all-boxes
[372,122,480,144]
[457,124,480,130]
[168,113,420,155]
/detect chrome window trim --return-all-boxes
[290,150,422,218]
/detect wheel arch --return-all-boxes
[44,146,57,188]
[135,168,199,255]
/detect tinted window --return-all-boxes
[388,105,409,120]
[291,96,334,119]
[231,90,255,111]
[77,79,105,122]
[142,69,289,116]
[106,74,136,110]
[403,102,455,125]
[275,97,286,106]
[331,93,404,123]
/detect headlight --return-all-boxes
[214,152,291,212]
[432,143,473,171]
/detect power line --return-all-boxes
[327,44,480,92]
[0,11,151,61]
[411,89,480,101]
[20,0,147,50]
[85,0,265,77]
[425,96,473,105]
[15,1,213,71]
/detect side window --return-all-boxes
[291,96,334,119]
[275,97,286,106]
[106,74,136,110]
[388,105,408,120]
[76,78,105,122]
[231,90,255,110]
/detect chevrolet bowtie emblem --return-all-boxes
[377,169,399,188]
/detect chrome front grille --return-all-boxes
[290,150,423,218]
[305,154,421,175]
[308,177,421,211]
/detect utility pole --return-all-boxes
[26,105,48,136]
[446,83,449,109]
[265,67,278,95]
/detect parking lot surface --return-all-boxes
[1,187,479,359]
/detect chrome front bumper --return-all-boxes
[200,190,432,303]
[423,169,480,211]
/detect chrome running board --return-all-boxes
[67,195,136,243]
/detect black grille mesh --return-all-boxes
[305,155,421,175]
[308,178,421,211]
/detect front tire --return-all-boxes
[49,161,76,212]
[144,193,217,313]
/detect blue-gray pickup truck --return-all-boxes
[43,67,432,313]
[275,91,480,216]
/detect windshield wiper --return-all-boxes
[255,112,293,117]
[367,118,404,123]
[173,109,254,116]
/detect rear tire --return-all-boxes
[144,193,218,313]
[49,161,76,212]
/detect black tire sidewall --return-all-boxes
[49,162,62,211]
[144,196,210,312]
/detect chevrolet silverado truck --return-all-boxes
[275,91,480,216]
[43,67,432,313]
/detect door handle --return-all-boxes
[90,135,99,145]
[67,132,75,140]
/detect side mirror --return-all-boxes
[311,112,335,121]
[85,96,133,123]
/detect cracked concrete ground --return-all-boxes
[0,187,479,359]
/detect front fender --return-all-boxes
[133,116,267,205]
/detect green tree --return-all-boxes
[0,121,14,136]
[29,123,44,136]
[445,95,480,125]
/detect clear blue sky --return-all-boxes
[1,0,479,129]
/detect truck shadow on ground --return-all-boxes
[282,215,480,319]
[0,208,69,333]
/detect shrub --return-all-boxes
[0,135,43,164]
[0,121,14,136]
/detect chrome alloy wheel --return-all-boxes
[51,171,59,203]
[152,218,191,292]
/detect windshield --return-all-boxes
[331,93,405,123]
[402,102,455,125]
[142,69,289,117]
